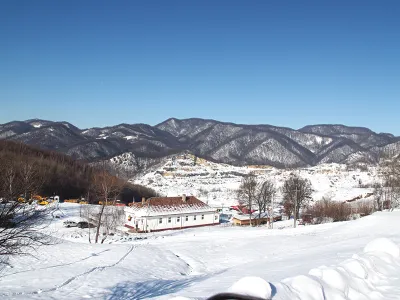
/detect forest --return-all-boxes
[0,140,157,203]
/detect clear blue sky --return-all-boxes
[1,1,399,133]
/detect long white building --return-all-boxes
[124,195,219,233]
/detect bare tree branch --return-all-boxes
[256,180,276,223]
[237,172,258,226]
[0,155,55,261]
[282,174,313,219]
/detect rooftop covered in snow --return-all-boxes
[232,212,270,221]
[125,195,217,217]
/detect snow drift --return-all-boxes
[226,238,400,300]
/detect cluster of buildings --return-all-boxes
[123,194,280,233]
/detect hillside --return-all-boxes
[1,118,399,168]
[131,153,378,207]
[0,140,157,201]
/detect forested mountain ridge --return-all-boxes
[1,118,399,168]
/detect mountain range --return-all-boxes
[1,118,399,168]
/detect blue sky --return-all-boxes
[1,1,399,133]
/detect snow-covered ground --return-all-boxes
[1,203,400,299]
[133,155,378,207]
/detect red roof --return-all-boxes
[230,205,255,214]
[126,196,215,217]
[130,196,208,208]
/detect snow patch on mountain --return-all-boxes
[124,135,137,140]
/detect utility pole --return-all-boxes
[249,195,252,227]
[293,187,300,228]
[270,193,274,229]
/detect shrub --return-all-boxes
[356,201,374,216]
[306,198,351,224]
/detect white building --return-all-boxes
[124,195,219,232]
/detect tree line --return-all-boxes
[0,140,157,201]
[0,140,158,259]
[373,156,400,211]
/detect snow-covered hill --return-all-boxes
[132,154,379,207]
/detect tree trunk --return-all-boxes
[101,232,107,244]
[94,204,105,243]
[88,221,92,244]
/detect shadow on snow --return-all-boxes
[105,270,227,300]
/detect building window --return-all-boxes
[168,217,171,223]
[159,218,162,224]
[215,215,218,220]
[177,216,180,223]
[185,216,188,222]
[194,215,197,221]
[201,214,204,220]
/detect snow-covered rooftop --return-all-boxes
[125,196,217,217]
[233,212,270,221]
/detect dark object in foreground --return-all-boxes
[207,293,267,300]
[77,221,95,228]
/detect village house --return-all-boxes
[124,195,220,232]
[232,212,282,226]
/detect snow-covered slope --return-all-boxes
[132,154,378,207]
[2,204,400,299]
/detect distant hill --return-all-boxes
[1,118,399,168]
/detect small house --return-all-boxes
[232,212,282,226]
[232,212,270,226]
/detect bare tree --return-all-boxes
[0,156,53,261]
[99,206,125,243]
[20,160,36,201]
[256,180,276,224]
[2,159,19,201]
[82,201,95,243]
[92,163,125,243]
[282,174,313,220]
[378,157,400,210]
[237,172,258,226]
[373,182,384,211]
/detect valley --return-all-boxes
[130,153,378,208]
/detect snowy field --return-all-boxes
[1,203,400,299]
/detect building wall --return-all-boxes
[125,211,219,232]
[232,217,269,226]
[232,218,244,226]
